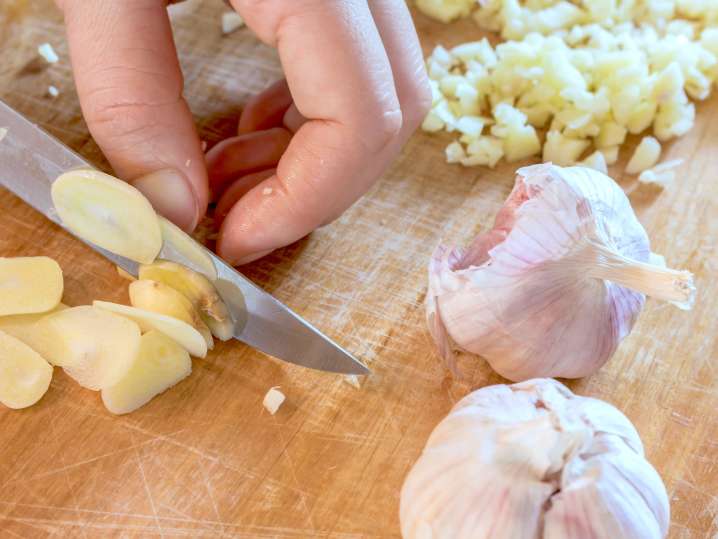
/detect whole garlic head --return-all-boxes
[427,163,695,381]
[400,378,669,539]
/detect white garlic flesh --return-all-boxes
[427,163,695,381]
[400,378,669,539]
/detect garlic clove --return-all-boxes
[427,164,695,381]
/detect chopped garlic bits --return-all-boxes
[422,12,718,171]
[263,387,285,415]
[626,136,662,174]
[37,43,58,64]
[418,0,718,40]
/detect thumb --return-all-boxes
[61,0,207,231]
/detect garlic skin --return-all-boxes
[400,378,669,539]
[427,163,694,381]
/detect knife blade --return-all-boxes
[0,100,368,375]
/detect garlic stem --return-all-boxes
[580,240,695,309]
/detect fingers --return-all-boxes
[282,104,307,133]
[214,169,276,228]
[59,0,207,231]
[237,79,293,135]
[205,127,292,196]
[368,0,432,139]
[219,0,402,264]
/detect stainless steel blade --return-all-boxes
[0,100,368,375]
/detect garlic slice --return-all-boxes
[400,378,670,539]
[427,163,695,381]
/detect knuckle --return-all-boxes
[364,107,403,152]
[85,99,173,148]
[403,78,433,131]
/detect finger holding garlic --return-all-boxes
[400,378,669,539]
[427,164,695,381]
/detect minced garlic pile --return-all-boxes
[418,0,718,171]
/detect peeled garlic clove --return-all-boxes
[41,305,141,390]
[93,301,207,358]
[129,279,214,350]
[0,330,53,409]
[427,163,695,381]
[400,378,669,539]
[138,260,233,341]
[52,169,162,264]
[101,330,191,415]
[0,257,63,316]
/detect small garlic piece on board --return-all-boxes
[427,163,695,381]
[0,330,53,409]
[102,330,191,415]
[52,169,162,264]
[221,11,245,34]
[0,257,63,316]
[263,387,285,415]
[400,378,669,539]
[37,43,58,63]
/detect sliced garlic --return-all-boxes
[0,304,68,357]
[427,164,695,381]
[129,279,214,350]
[93,301,207,358]
[0,257,63,316]
[52,169,162,264]
[138,260,233,341]
[101,330,191,415]
[0,330,53,409]
[41,305,141,390]
[158,217,218,280]
[400,378,670,539]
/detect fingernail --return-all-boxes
[230,248,275,266]
[132,168,199,232]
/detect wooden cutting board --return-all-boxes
[1,2,716,537]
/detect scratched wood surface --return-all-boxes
[0,1,716,537]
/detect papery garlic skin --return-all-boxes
[427,163,694,381]
[400,378,669,539]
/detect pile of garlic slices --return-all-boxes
[419,0,718,173]
[0,169,234,414]
[427,163,694,381]
[400,378,670,539]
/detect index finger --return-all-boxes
[217,0,402,264]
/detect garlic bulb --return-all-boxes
[427,163,695,381]
[400,378,669,539]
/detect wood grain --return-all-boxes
[1,1,716,537]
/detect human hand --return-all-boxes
[58,0,431,265]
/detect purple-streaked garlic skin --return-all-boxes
[400,378,669,539]
[427,163,650,381]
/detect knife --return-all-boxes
[0,100,368,375]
